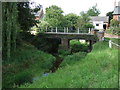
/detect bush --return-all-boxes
[70,40,88,53]
[106,27,120,35]
[2,42,55,88]
[60,52,87,67]
[58,50,71,57]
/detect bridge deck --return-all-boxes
[39,32,98,41]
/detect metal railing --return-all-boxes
[38,27,92,34]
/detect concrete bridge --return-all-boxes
[38,28,100,51]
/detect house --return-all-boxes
[35,8,44,20]
[113,1,120,21]
[89,16,109,30]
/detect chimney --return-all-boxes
[118,1,120,6]
[114,0,116,8]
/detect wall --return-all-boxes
[93,21,104,29]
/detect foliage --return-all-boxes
[2,2,18,60]
[70,40,89,53]
[20,41,118,88]
[65,13,79,29]
[77,11,94,29]
[17,2,42,32]
[44,5,65,28]
[60,52,87,67]
[106,11,113,24]
[58,50,71,58]
[106,27,120,35]
[37,21,50,32]
[87,4,100,16]
[110,19,120,27]
[2,42,55,88]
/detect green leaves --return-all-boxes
[87,4,100,16]
[44,5,65,28]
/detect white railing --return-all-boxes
[39,27,92,34]
[109,40,120,48]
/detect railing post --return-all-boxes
[78,27,79,34]
[67,27,68,33]
[109,40,112,48]
[64,27,65,33]
[56,27,57,33]
[89,28,91,33]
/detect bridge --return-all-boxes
[38,27,100,50]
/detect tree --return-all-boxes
[65,13,79,29]
[2,2,19,60]
[17,2,42,32]
[87,5,100,16]
[77,11,94,29]
[110,19,119,27]
[44,5,65,28]
[106,11,113,24]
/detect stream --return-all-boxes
[32,54,63,82]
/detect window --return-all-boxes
[96,24,99,26]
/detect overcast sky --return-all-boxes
[31,0,120,16]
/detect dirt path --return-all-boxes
[104,33,120,39]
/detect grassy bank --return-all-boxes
[2,42,55,88]
[20,41,118,88]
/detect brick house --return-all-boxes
[113,1,120,21]
[35,8,44,20]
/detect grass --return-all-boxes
[70,40,88,53]
[2,42,55,88]
[20,41,119,88]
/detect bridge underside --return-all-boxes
[38,33,99,50]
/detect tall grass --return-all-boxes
[2,42,55,88]
[70,40,88,53]
[20,41,118,88]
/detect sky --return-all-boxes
[31,0,120,16]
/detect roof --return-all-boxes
[89,16,109,23]
[113,6,120,15]
[35,9,44,17]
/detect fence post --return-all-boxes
[109,40,112,48]
[89,28,91,33]
[78,27,79,34]
[56,27,57,33]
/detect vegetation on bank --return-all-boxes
[2,42,55,88]
[20,41,118,88]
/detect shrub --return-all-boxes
[58,50,71,57]
[2,42,55,88]
[70,40,88,53]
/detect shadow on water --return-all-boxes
[49,54,63,73]
[32,54,63,82]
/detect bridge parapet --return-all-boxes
[38,27,92,34]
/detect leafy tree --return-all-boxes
[65,13,79,29]
[87,4,100,16]
[44,5,65,28]
[110,19,119,27]
[2,2,19,60]
[106,11,113,24]
[77,11,94,29]
[17,2,42,32]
